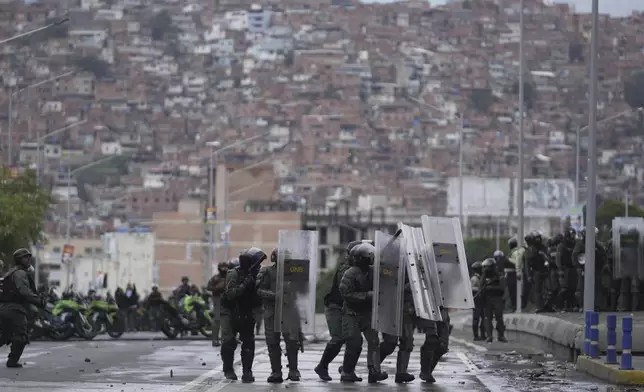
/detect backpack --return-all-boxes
[0,267,20,302]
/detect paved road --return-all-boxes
[0,331,622,392]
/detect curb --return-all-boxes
[576,356,644,385]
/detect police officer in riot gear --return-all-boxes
[525,231,549,310]
[470,261,486,341]
[378,272,415,383]
[256,248,301,383]
[537,235,562,313]
[220,248,265,382]
[507,237,523,312]
[207,262,229,347]
[0,248,46,367]
[556,228,577,311]
[339,243,387,383]
[573,227,607,310]
[615,226,642,311]
[420,306,451,383]
[315,241,362,381]
[481,258,507,343]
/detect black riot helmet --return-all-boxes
[564,228,576,242]
[350,243,375,268]
[552,233,564,246]
[217,262,229,273]
[239,247,267,270]
[471,261,483,274]
[524,232,535,245]
[482,258,496,270]
[270,248,278,263]
[346,240,363,265]
[532,231,543,244]
[508,237,518,250]
[13,248,32,266]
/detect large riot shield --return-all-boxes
[612,217,644,280]
[275,230,319,336]
[371,230,405,336]
[421,215,474,309]
[399,223,442,321]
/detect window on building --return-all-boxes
[52,246,61,253]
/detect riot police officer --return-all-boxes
[556,228,577,311]
[507,237,522,312]
[378,272,415,383]
[481,258,507,343]
[525,231,549,310]
[206,262,229,347]
[470,261,485,341]
[315,241,362,381]
[256,249,301,383]
[614,225,643,311]
[536,235,562,313]
[220,248,265,382]
[573,227,607,310]
[0,248,46,367]
[339,243,387,383]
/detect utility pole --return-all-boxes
[458,112,464,231]
[517,0,525,313]
[583,0,599,312]
[65,166,72,287]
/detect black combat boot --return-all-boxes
[473,325,481,341]
[337,346,361,375]
[394,350,415,383]
[367,350,388,383]
[221,342,237,380]
[286,347,301,381]
[314,344,340,381]
[266,349,283,383]
[419,348,435,383]
[479,325,486,341]
[6,342,25,368]
[340,350,363,382]
[498,329,508,342]
[240,348,255,383]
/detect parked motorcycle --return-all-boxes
[51,299,97,340]
[161,295,212,339]
[87,299,126,339]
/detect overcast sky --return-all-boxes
[363,1,644,17]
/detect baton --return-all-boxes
[379,228,403,256]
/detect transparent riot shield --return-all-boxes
[399,223,442,321]
[274,230,319,337]
[612,217,644,280]
[421,215,474,309]
[371,230,405,336]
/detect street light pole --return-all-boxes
[65,166,71,287]
[0,18,69,45]
[207,145,216,280]
[458,112,464,230]
[517,0,525,314]
[583,0,599,312]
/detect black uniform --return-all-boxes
[0,248,45,368]
[556,229,577,310]
[470,261,485,340]
[339,243,387,383]
[315,241,361,381]
[524,232,549,309]
[220,248,265,383]
[481,258,506,343]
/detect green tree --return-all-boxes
[512,80,536,110]
[74,55,110,78]
[0,169,52,269]
[469,88,494,112]
[151,10,176,41]
[596,199,644,241]
[624,70,644,109]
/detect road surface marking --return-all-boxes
[450,336,488,352]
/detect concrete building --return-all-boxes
[36,237,104,290]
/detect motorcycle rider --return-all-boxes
[339,243,388,383]
[556,228,577,311]
[145,285,188,326]
[174,277,193,299]
[0,248,46,368]
[207,262,229,347]
[220,248,264,382]
[256,248,301,383]
[315,240,362,381]
[481,258,507,343]
[470,261,485,341]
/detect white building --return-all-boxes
[102,229,156,292]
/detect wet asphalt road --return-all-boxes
[0,331,636,392]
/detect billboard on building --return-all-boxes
[447,177,575,218]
